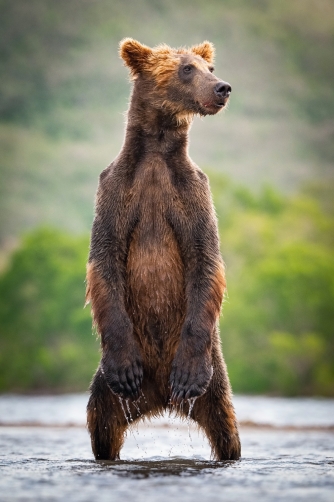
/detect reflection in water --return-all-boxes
[97,458,235,478]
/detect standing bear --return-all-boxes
[86,38,241,461]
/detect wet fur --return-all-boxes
[86,39,241,461]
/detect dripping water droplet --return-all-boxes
[132,398,142,417]
[125,399,133,422]
[187,397,197,449]
[141,390,148,405]
[118,396,130,426]
[118,396,141,453]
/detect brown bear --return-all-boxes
[86,38,241,461]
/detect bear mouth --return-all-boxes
[203,101,225,109]
[198,101,226,115]
[200,100,227,108]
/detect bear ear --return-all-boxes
[191,41,215,64]
[119,38,152,76]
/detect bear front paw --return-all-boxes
[101,350,143,400]
[170,352,213,404]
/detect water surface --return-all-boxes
[0,394,333,501]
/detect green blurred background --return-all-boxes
[0,0,333,395]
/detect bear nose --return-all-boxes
[214,81,232,98]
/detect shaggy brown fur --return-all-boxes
[86,38,241,461]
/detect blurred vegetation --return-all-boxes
[0,0,333,395]
[0,229,98,392]
[1,0,334,246]
[209,171,334,396]
[0,176,333,395]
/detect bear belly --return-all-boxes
[126,222,185,355]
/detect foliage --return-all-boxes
[0,177,333,395]
[210,172,334,396]
[1,0,333,394]
[0,228,98,392]
[1,0,334,245]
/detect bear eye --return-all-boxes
[183,65,193,74]
[209,66,215,73]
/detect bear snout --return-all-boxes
[214,81,232,99]
[198,79,232,114]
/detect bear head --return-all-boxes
[119,38,231,124]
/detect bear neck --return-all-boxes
[122,86,192,158]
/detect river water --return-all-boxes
[0,394,333,501]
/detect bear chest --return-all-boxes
[125,156,186,321]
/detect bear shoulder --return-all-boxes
[99,164,113,184]
[196,168,209,185]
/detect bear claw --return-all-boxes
[101,358,143,400]
[170,355,213,405]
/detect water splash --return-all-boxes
[168,398,178,418]
[118,397,131,426]
[187,397,197,421]
[140,390,148,405]
[132,398,142,417]
[187,397,197,449]
[118,397,142,454]
[167,399,176,457]
[125,400,133,423]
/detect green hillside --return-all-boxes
[0,1,333,396]
[1,0,334,246]
[1,177,333,395]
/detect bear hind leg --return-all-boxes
[87,367,129,460]
[184,354,241,461]
[188,391,241,461]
